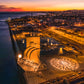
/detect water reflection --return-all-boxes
[0,21,19,84]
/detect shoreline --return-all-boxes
[8,24,27,84]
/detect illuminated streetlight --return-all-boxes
[18,54,22,59]
[22,40,25,44]
[51,42,53,45]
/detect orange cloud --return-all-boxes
[0,5,23,12]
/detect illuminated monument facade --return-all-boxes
[24,36,40,64]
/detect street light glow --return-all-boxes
[18,54,22,59]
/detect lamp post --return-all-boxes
[18,53,22,61]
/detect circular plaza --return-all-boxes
[50,57,79,71]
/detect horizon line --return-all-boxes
[0,9,84,12]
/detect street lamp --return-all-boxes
[18,54,22,59]
[18,53,22,61]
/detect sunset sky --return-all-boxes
[0,0,84,12]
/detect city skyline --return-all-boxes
[0,0,84,12]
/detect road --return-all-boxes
[48,27,84,45]
[40,28,84,55]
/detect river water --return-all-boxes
[0,12,46,84]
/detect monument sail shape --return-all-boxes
[24,36,40,64]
